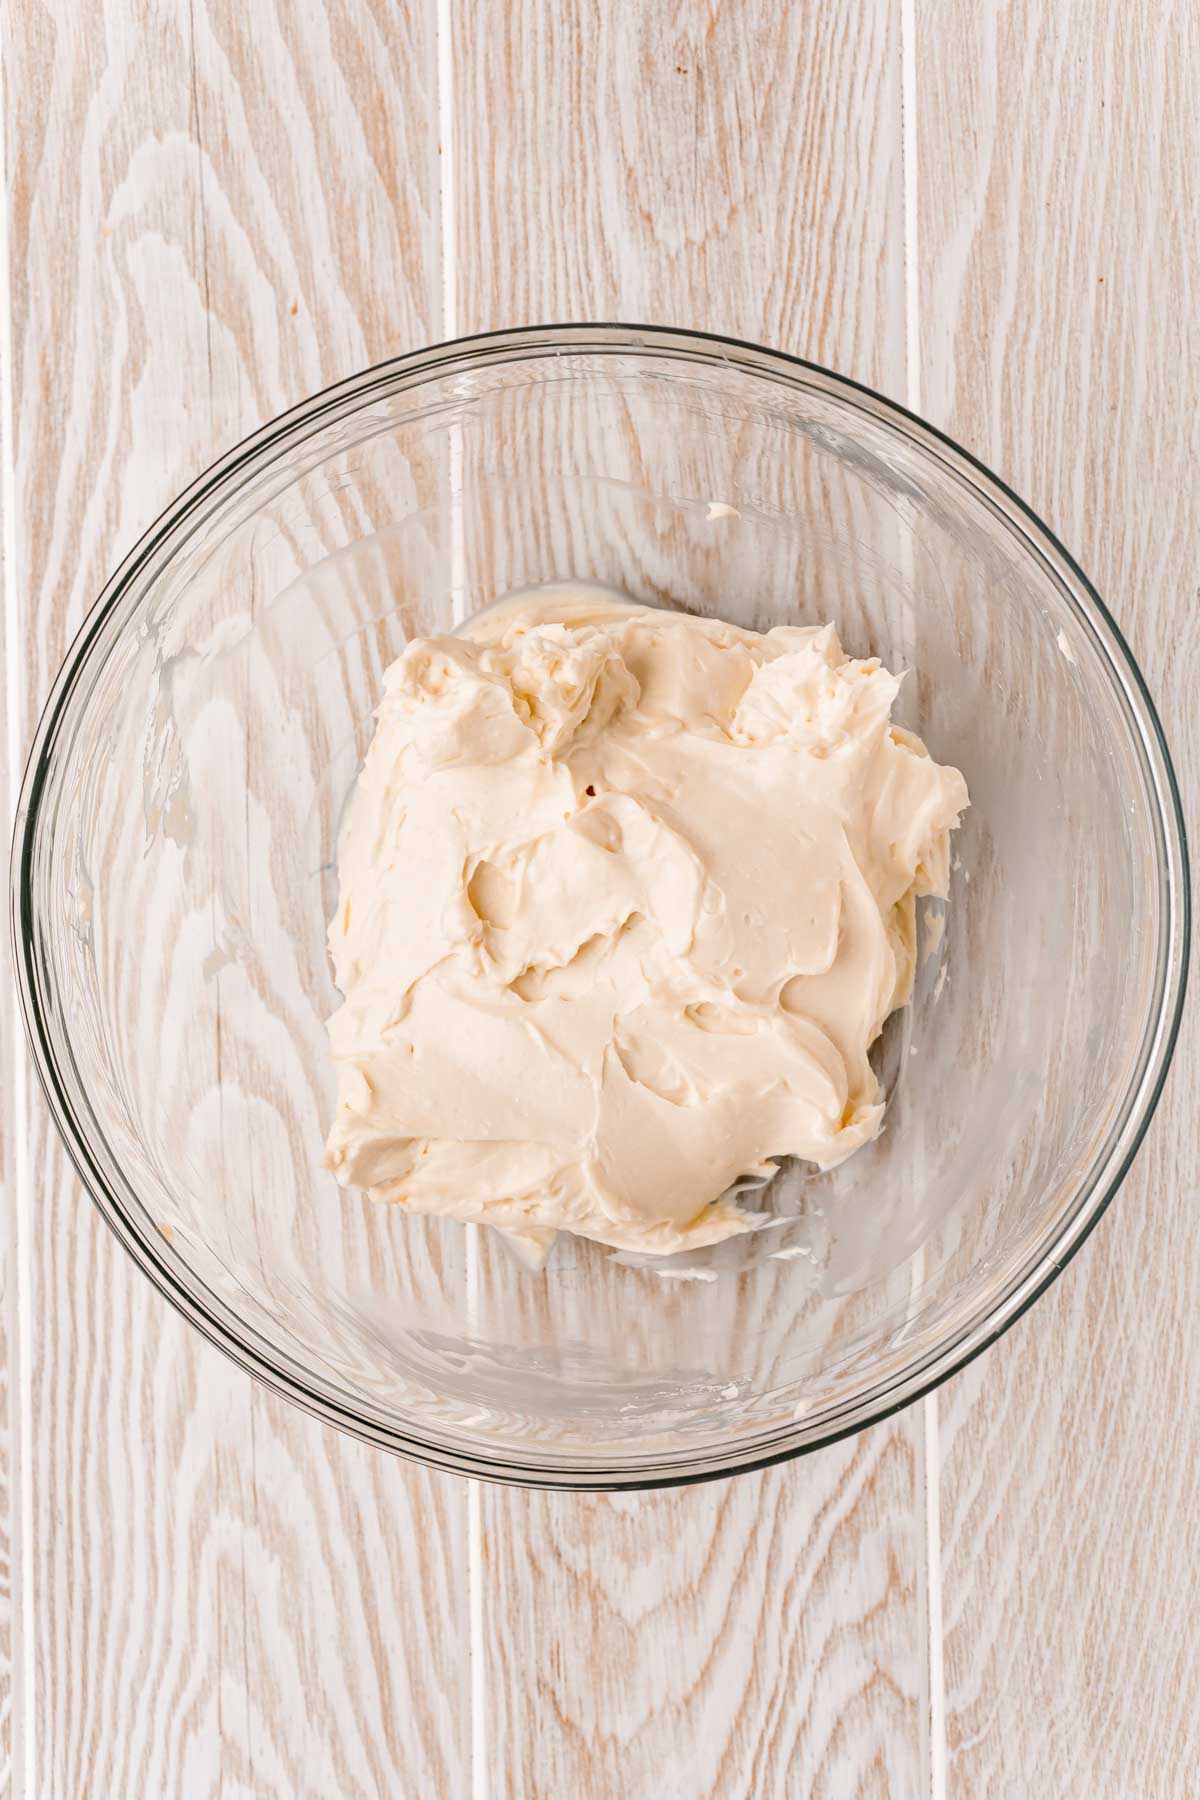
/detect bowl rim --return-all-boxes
[11,321,1192,1490]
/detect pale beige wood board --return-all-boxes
[4,3,471,1793]
[452,3,933,1792]
[916,1,1200,1790]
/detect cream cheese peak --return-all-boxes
[326,591,969,1258]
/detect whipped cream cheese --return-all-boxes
[325,591,968,1258]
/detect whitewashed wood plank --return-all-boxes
[453,3,932,1792]
[6,3,470,1794]
[1,296,17,1794]
[917,1,1200,1790]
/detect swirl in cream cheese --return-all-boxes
[326,591,968,1260]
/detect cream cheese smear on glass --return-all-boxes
[325,590,968,1266]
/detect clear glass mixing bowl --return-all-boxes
[13,326,1189,1488]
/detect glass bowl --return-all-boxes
[13,325,1189,1489]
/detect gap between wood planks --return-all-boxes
[434,7,490,1800]
[901,0,949,1791]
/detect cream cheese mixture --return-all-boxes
[325,591,968,1260]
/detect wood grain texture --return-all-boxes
[480,1448,926,1800]
[4,3,471,1794]
[452,3,933,1793]
[916,1,1200,1791]
[1,402,16,1795]
[8,0,1195,1795]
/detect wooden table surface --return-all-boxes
[2,3,1197,1795]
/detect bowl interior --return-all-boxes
[22,337,1175,1480]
